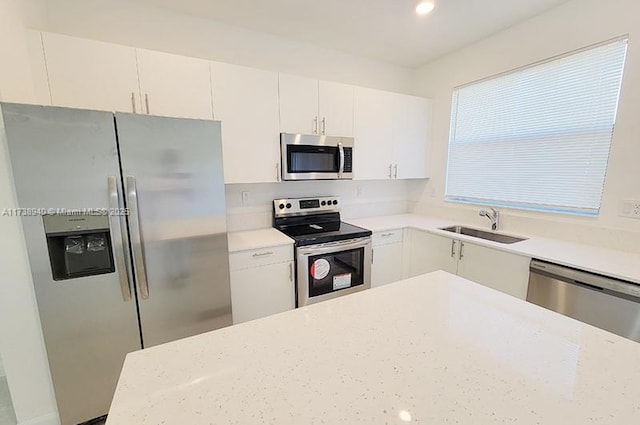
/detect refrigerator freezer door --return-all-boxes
[1,104,141,425]
[115,113,232,347]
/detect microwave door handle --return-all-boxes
[338,142,345,177]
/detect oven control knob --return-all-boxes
[333,200,338,205]
[278,203,285,210]
[286,203,292,209]
[321,201,326,206]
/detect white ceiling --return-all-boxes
[132,0,573,67]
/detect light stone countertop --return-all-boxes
[106,270,640,425]
[347,214,640,284]
[227,228,294,252]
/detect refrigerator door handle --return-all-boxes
[108,176,133,301]
[126,176,150,300]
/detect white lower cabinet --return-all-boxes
[371,229,403,288]
[456,242,531,300]
[406,229,457,276]
[404,229,530,299]
[229,245,295,324]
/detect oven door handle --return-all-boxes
[338,142,345,178]
[297,238,371,256]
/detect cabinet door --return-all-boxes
[353,87,394,180]
[211,62,280,183]
[319,80,354,137]
[136,49,213,119]
[25,31,51,105]
[279,73,319,134]
[406,229,457,277]
[456,242,531,299]
[42,32,140,112]
[230,261,295,324]
[372,242,403,287]
[393,94,430,179]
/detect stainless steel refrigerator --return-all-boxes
[1,103,232,425]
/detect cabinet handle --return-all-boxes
[321,117,326,135]
[372,248,374,264]
[131,92,137,113]
[450,240,457,258]
[145,93,150,114]
[459,242,465,260]
[252,251,274,258]
[393,164,398,179]
[388,164,392,179]
[289,262,293,282]
[381,232,394,237]
[313,116,318,134]
[276,163,281,181]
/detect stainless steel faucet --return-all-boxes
[479,207,500,231]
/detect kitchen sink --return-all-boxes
[439,226,528,244]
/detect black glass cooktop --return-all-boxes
[276,221,372,247]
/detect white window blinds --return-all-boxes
[446,38,628,215]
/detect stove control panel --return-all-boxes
[274,196,340,217]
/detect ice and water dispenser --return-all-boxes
[43,214,115,280]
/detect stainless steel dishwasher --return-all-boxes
[527,260,640,343]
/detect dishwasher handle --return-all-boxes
[530,260,640,299]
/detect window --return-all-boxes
[445,38,628,216]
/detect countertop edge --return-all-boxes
[345,214,640,284]
[227,228,295,253]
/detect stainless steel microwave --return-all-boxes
[280,133,354,180]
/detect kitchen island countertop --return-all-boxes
[106,271,640,425]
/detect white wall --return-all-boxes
[226,180,424,232]
[412,0,640,252]
[34,0,414,94]
[0,0,38,103]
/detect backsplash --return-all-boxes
[225,180,426,232]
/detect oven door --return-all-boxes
[296,237,372,307]
[281,133,353,180]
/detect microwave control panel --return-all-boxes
[343,147,353,173]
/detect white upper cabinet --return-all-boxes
[136,49,213,120]
[318,81,354,137]
[33,31,429,182]
[278,74,319,135]
[393,94,430,179]
[211,61,280,183]
[354,87,431,180]
[42,32,140,113]
[279,74,354,136]
[353,87,395,180]
[24,30,51,105]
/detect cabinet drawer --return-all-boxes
[229,244,293,271]
[372,229,403,246]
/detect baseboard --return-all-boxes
[18,412,60,425]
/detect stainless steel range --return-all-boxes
[273,196,372,307]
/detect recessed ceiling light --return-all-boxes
[416,1,435,15]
